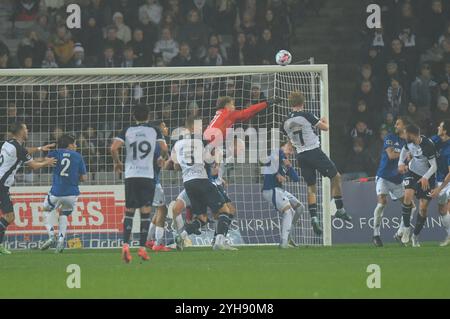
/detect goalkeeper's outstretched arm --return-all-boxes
[231,97,281,122]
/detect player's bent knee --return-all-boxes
[377,195,387,206]
[173,201,185,216]
[226,203,236,215]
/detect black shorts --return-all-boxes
[184,179,225,216]
[215,184,232,203]
[0,186,13,214]
[403,171,436,200]
[125,178,156,209]
[296,148,338,186]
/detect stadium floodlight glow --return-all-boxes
[0,65,331,248]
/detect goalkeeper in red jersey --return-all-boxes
[205,96,280,145]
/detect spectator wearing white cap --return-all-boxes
[113,12,132,44]
[69,43,86,68]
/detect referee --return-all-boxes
[0,122,56,255]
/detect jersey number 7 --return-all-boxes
[294,130,305,146]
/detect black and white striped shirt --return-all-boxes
[0,139,32,187]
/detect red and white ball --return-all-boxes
[275,50,292,66]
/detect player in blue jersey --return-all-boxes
[429,120,450,246]
[41,134,88,253]
[145,142,173,252]
[372,117,413,247]
[262,141,306,248]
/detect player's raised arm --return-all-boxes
[316,117,329,131]
[230,97,281,122]
[26,143,56,155]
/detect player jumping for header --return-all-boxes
[283,92,352,234]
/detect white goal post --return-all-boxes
[0,65,331,249]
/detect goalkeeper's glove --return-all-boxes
[267,96,282,107]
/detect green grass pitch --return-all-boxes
[1,243,449,299]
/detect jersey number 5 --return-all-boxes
[60,158,71,177]
[130,141,152,160]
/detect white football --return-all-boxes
[275,50,292,66]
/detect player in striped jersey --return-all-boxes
[398,124,437,246]
[430,120,450,246]
[0,122,56,255]
[283,92,352,230]
[172,117,237,250]
[111,104,168,263]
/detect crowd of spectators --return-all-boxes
[0,0,310,174]
[343,0,450,179]
[0,0,303,69]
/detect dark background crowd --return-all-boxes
[7,0,445,180]
[0,0,311,174]
[0,0,302,69]
[342,0,450,180]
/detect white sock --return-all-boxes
[58,215,68,243]
[147,222,156,241]
[373,204,385,236]
[155,226,164,245]
[175,214,185,233]
[441,214,450,236]
[215,234,225,245]
[293,204,303,225]
[44,211,55,239]
[281,209,294,245]
[180,230,188,240]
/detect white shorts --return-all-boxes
[376,177,404,200]
[437,182,450,205]
[152,183,166,207]
[43,193,78,213]
[176,189,191,208]
[262,188,301,212]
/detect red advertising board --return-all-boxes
[7,186,125,235]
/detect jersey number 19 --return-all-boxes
[130,141,152,160]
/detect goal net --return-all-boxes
[0,65,330,249]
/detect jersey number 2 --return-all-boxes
[60,158,71,177]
